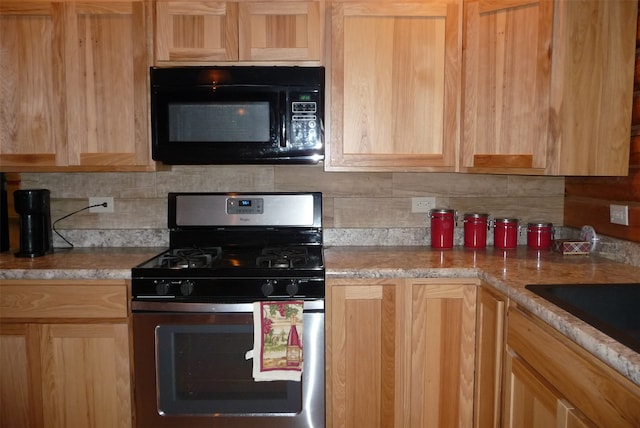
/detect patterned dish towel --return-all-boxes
[246,301,304,382]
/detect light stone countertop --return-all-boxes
[0,247,164,280]
[1,245,639,387]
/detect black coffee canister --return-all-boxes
[14,189,54,257]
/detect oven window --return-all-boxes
[168,102,270,142]
[156,323,302,415]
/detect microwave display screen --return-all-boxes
[169,102,270,142]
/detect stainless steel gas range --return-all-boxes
[131,192,324,428]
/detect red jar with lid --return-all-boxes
[429,208,456,249]
[463,213,489,249]
[527,221,553,249]
[493,218,519,249]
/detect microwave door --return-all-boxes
[152,88,282,164]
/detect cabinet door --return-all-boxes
[474,286,506,428]
[0,324,43,428]
[406,279,476,427]
[328,279,399,428]
[0,0,152,172]
[327,1,460,171]
[65,0,151,169]
[504,351,596,428]
[40,323,132,428]
[155,0,239,62]
[461,0,553,174]
[503,351,559,428]
[238,1,322,61]
[0,1,67,169]
[327,278,477,428]
[154,1,322,63]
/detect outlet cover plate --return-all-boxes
[609,204,629,226]
[89,197,114,213]
[411,197,436,213]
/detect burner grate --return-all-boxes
[256,247,309,269]
[158,247,222,269]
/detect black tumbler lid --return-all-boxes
[14,189,51,214]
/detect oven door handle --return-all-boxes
[131,300,324,313]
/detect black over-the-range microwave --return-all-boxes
[150,66,325,164]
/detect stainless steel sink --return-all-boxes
[525,283,640,353]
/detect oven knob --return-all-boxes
[286,279,300,297]
[261,280,275,297]
[180,280,195,296]
[155,280,170,295]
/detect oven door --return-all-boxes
[132,301,324,428]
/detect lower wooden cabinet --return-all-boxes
[503,350,593,428]
[326,277,478,428]
[504,305,640,428]
[0,280,132,428]
[473,285,507,428]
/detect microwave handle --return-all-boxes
[280,112,287,147]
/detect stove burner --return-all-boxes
[158,247,222,269]
[256,247,309,269]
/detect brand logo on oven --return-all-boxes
[239,216,251,222]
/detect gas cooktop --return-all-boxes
[131,192,324,302]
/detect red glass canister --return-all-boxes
[493,218,519,249]
[527,221,553,249]
[463,213,489,249]
[429,208,456,249]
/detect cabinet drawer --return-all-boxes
[0,280,128,319]
[508,306,640,427]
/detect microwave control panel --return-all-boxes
[290,94,321,148]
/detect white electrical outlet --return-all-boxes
[89,197,114,213]
[411,197,436,213]
[609,204,629,226]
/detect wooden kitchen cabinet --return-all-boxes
[503,305,640,428]
[0,280,133,428]
[473,284,507,428]
[326,277,477,427]
[504,349,594,428]
[325,0,461,171]
[153,0,324,63]
[0,0,153,172]
[461,0,637,176]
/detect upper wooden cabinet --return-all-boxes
[461,0,637,175]
[0,0,154,172]
[153,0,324,63]
[325,0,461,171]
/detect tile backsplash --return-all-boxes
[21,165,565,230]
[17,167,640,267]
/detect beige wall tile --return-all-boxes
[333,197,429,227]
[450,196,565,225]
[392,173,510,196]
[156,165,275,194]
[276,165,393,197]
[507,176,565,196]
[21,172,157,198]
[21,168,565,231]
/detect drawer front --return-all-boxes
[0,280,128,319]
